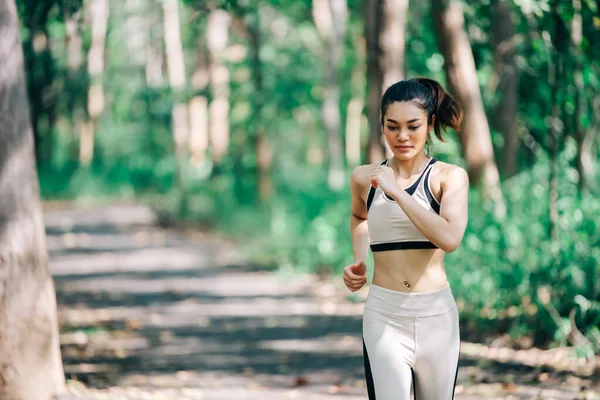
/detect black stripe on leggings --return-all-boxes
[411,368,417,399]
[451,342,461,399]
[362,338,376,399]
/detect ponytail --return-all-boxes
[411,77,462,141]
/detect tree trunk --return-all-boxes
[580,96,599,192]
[189,30,209,164]
[63,5,86,149]
[381,0,408,89]
[247,9,272,201]
[162,0,189,216]
[366,0,408,163]
[124,0,146,67]
[207,9,231,164]
[365,0,385,163]
[0,1,65,398]
[346,35,366,167]
[571,0,586,191]
[432,0,506,218]
[23,2,55,166]
[491,0,519,178]
[65,8,83,73]
[313,0,347,190]
[163,0,186,90]
[146,2,164,88]
[548,0,566,245]
[81,0,109,167]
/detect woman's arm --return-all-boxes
[350,166,370,262]
[371,164,469,252]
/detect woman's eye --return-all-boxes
[409,126,421,131]
[387,126,398,131]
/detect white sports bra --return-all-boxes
[366,157,441,252]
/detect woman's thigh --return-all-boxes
[362,310,416,400]
[412,306,461,399]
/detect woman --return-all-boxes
[342,77,469,399]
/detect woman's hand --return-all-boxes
[370,166,401,200]
[342,260,367,292]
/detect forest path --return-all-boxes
[46,203,598,400]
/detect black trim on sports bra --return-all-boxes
[383,157,436,200]
[371,241,438,252]
[366,160,387,211]
[423,166,441,214]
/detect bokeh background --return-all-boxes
[15,0,600,397]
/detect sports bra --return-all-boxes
[366,157,441,252]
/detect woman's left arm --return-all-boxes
[372,165,469,252]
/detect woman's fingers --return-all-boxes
[342,264,367,291]
[342,274,366,291]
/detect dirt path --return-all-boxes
[46,204,599,400]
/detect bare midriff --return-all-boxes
[372,248,448,293]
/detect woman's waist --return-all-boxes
[371,256,449,297]
[364,282,456,317]
[373,250,444,274]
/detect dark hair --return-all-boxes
[380,77,463,143]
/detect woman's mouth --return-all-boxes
[395,145,412,151]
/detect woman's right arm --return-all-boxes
[342,166,370,292]
[350,166,370,262]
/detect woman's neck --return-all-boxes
[388,153,430,179]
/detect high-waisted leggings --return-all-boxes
[362,283,460,399]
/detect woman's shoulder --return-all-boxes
[432,159,469,185]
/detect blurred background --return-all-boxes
[16,0,600,397]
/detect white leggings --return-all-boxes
[362,283,460,399]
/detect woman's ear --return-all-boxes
[429,114,436,131]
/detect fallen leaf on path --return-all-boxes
[293,376,310,386]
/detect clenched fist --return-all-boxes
[342,260,367,292]
[370,165,401,200]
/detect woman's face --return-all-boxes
[382,101,431,160]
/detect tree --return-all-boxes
[570,0,586,191]
[20,0,56,165]
[491,0,519,178]
[80,0,109,166]
[0,0,65,398]
[207,8,232,164]
[432,0,506,217]
[366,0,408,163]
[313,0,347,190]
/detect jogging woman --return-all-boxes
[342,77,469,399]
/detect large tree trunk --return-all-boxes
[189,31,209,164]
[0,1,65,398]
[81,0,109,167]
[491,0,519,178]
[365,0,408,163]
[313,0,347,190]
[432,0,506,217]
[207,10,231,164]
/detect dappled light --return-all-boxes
[3,0,598,398]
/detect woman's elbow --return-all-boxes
[438,236,463,253]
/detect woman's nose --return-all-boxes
[396,129,409,140]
